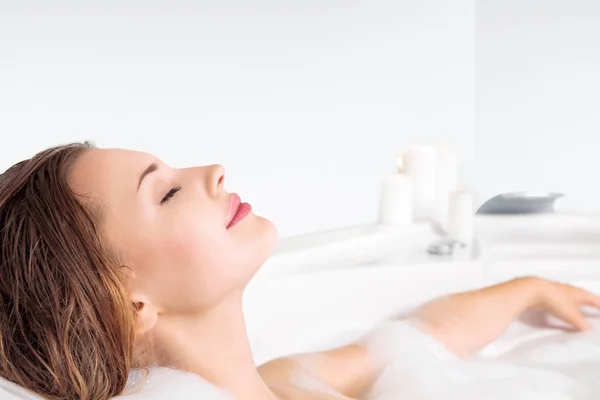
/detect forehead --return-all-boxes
[69,148,154,205]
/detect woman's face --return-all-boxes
[69,148,278,315]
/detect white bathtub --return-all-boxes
[244,214,600,365]
[245,260,482,365]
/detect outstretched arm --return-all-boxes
[411,276,600,357]
[259,277,600,398]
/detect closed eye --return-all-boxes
[161,187,181,204]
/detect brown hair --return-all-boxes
[0,142,135,399]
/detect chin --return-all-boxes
[238,214,278,281]
[255,214,279,257]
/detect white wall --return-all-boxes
[6,1,598,236]
[476,0,600,211]
[0,0,474,237]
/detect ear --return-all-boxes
[131,294,158,335]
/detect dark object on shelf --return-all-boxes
[476,192,564,215]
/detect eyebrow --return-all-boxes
[137,163,158,192]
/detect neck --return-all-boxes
[152,293,277,400]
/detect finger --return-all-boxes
[566,285,600,305]
[566,308,591,331]
[579,293,600,309]
[590,294,600,309]
[552,303,591,331]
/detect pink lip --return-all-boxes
[227,193,252,229]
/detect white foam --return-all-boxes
[5,321,600,399]
[0,368,232,400]
[363,319,600,400]
[119,368,233,400]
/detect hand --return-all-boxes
[528,277,600,331]
[407,276,600,357]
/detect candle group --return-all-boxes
[380,145,474,244]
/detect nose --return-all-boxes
[205,164,225,197]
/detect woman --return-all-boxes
[0,142,598,400]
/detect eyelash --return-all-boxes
[161,187,181,204]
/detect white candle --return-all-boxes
[381,155,413,226]
[447,188,474,244]
[403,146,437,221]
[434,146,458,231]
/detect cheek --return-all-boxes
[166,228,229,273]
[124,218,230,304]
[155,223,245,305]
[160,204,229,271]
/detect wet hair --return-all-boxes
[0,142,136,399]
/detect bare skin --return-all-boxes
[69,148,600,400]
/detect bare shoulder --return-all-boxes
[258,344,374,399]
[269,384,356,400]
[258,356,298,386]
[259,358,355,399]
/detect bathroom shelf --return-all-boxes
[257,222,476,279]
[257,213,600,281]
